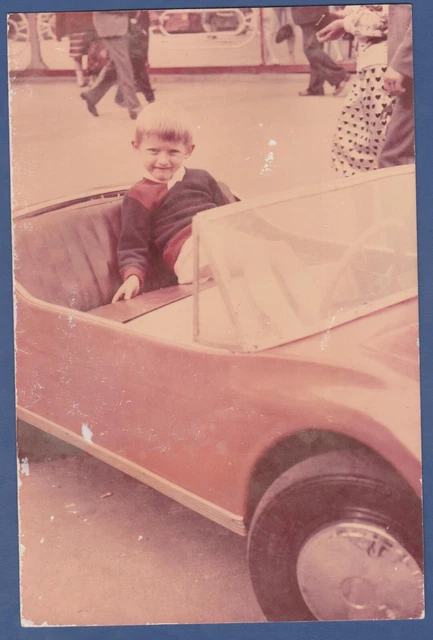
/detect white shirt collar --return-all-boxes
[142,166,186,190]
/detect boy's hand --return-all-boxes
[316,19,345,42]
[383,67,406,96]
[111,275,141,303]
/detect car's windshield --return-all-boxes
[193,166,417,352]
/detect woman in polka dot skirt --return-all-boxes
[317,5,395,177]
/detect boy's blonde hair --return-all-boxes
[133,102,194,149]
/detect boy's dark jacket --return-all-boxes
[118,168,229,286]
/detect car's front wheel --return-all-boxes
[247,450,423,621]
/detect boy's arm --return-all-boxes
[117,195,153,291]
[209,176,232,207]
[111,275,141,303]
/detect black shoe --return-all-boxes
[80,92,99,117]
[333,73,351,96]
[114,95,126,108]
[298,88,324,97]
[141,89,155,103]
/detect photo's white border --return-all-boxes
[2,1,433,639]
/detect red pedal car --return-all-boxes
[14,165,423,621]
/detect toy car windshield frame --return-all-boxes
[193,165,418,353]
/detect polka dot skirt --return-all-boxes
[331,66,395,177]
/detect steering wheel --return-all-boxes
[320,219,406,318]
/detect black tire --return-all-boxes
[247,450,423,622]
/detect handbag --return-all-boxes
[86,38,109,76]
[275,24,294,44]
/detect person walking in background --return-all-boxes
[317,5,394,176]
[292,5,350,96]
[55,12,96,88]
[86,34,110,85]
[262,8,280,65]
[114,11,155,107]
[378,5,414,168]
[80,11,141,120]
[129,11,154,102]
[274,7,296,62]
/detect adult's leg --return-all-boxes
[302,22,347,92]
[262,8,280,65]
[72,58,85,87]
[103,35,141,117]
[378,81,415,168]
[332,66,394,177]
[83,60,117,106]
[69,32,85,86]
[115,29,154,105]
[314,51,348,89]
[131,58,155,102]
[114,58,154,105]
[113,85,126,107]
[301,23,324,94]
[331,70,363,176]
[128,25,153,97]
[132,54,155,101]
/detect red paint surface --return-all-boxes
[16,284,421,516]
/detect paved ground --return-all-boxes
[17,422,263,626]
[9,73,346,209]
[11,72,350,627]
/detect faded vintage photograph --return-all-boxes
[9,4,422,626]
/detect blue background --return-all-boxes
[1,1,431,638]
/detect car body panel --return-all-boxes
[14,165,422,534]
[15,288,421,517]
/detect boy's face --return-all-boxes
[134,135,194,183]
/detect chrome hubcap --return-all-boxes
[296,522,424,620]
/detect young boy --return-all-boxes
[112,103,230,303]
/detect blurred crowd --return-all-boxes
[54,6,413,173]
[314,4,413,173]
[284,4,413,174]
[56,10,154,120]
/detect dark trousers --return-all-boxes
[115,29,154,103]
[132,55,153,97]
[85,34,140,113]
[301,22,346,94]
[378,81,415,168]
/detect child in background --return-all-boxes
[317,5,395,176]
[112,103,230,303]
[55,12,97,88]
